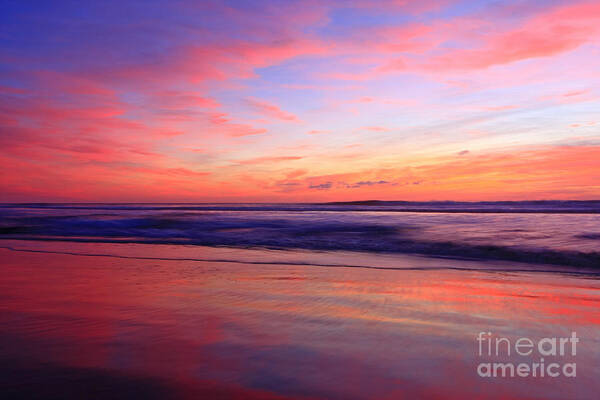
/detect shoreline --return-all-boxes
[2,236,600,272]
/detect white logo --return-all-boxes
[476,331,578,378]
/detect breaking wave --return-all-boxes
[1,203,599,268]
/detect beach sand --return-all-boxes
[1,240,599,399]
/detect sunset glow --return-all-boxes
[2,0,599,202]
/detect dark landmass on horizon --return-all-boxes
[319,199,600,205]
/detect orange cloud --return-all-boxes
[244,145,600,202]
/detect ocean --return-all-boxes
[1,201,600,268]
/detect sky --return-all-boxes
[1,0,599,202]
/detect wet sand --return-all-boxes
[1,241,599,399]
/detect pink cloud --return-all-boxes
[562,89,589,97]
[235,156,303,165]
[361,126,391,132]
[246,98,300,122]
[150,90,220,109]
[206,112,268,137]
[352,0,454,15]
[423,2,600,71]
[348,96,375,103]
[540,88,595,104]
[481,105,519,111]
[330,1,600,83]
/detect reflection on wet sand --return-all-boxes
[1,242,599,399]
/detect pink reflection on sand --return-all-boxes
[1,241,599,399]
